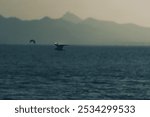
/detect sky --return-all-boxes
[0,0,150,27]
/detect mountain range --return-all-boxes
[1,12,150,45]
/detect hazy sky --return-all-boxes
[0,0,150,26]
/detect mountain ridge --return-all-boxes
[0,13,150,45]
[61,12,82,24]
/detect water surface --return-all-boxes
[0,45,150,99]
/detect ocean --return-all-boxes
[0,45,150,100]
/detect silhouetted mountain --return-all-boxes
[1,13,150,45]
[61,12,82,23]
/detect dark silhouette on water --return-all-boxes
[29,39,36,44]
[54,42,68,51]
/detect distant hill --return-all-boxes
[1,13,150,45]
[61,12,82,24]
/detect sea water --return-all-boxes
[0,45,150,99]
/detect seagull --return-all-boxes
[29,39,36,44]
[54,42,68,51]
